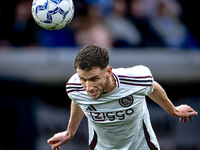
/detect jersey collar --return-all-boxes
[112,72,120,88]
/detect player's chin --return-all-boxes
[89,92,101,100]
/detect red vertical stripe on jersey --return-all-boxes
[90,130,97,150]
[143,121,159,150]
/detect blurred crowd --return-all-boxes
[0,0,200,49]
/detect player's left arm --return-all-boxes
[148,81,198,123]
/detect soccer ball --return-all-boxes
[31,0,74,30]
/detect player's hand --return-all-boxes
[175,104,198,123]
[47,131,73,150]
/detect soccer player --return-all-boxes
[47,44,198,150]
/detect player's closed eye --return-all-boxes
[80,78,86,82]
[90,77,99,81]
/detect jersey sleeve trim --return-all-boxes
[118,75,153,87]
[66,83,85,94]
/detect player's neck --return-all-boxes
[104,75,116,94]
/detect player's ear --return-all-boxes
[106,66,112,76]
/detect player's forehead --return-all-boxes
[77,67,105,79]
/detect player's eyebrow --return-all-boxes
[79,75,99,80]
[90,75,99,80]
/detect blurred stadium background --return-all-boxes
[0,0,200,150]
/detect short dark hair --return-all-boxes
[74,44,110,71]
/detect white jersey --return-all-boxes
[66,65,160,150]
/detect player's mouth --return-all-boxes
[89,91,98,96]
[88,90,101,99]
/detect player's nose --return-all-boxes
[86,81,93,92]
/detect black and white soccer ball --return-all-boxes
[31,0,74,30]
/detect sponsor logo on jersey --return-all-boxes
[119,95,134,107]
[86,104,134,122]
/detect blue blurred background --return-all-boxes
[0,0,200,150]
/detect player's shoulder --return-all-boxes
[113,65,152,77]
[67,73,80,84]
[130,65,152,76]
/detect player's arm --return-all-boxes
[148,81,198,123]
[47,101,84,150]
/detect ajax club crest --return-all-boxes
[119,95,134,107]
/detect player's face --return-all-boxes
[77,66,112,100]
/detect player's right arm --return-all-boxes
[47,101,84,150]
